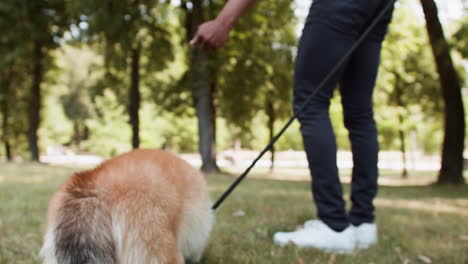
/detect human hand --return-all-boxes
[189,19,232,51]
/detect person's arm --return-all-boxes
[189,0,257,51]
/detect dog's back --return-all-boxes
[40,149,214,264]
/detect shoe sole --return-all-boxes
[356,241,377,249]
[274,237,356,254]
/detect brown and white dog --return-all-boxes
[40,149,214,264]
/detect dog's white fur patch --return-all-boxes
[179,202,215,262]
[39,228,58,264]
[113,215,160,264]
[112,214,124,261]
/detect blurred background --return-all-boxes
[0,1,467,262]
[0,0,466,183]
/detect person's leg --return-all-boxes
[339,41,381,226]
[339,1,395,227]
[294,23,351,232]
[275,0,395,252]
[274,0,394,253]
[294,0,372,232]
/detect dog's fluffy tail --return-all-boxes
[41,173,116,264]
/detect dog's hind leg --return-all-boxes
[179,203,214,262]
[152,233,184,264]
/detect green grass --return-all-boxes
[1,162,467,263]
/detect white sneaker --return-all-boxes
[306,220,378,249]
[303,219,322,229]
[273,220,356,254]
[354,223,377,249]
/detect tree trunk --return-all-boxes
[189,0,219,173]
[211,80,217,149]
[193,49,219,173]
[394,73,408,178]
[129,45,141,149]
[28,41,43,161]
[266,100,276,173]
[420,0,465,184]
[398,113,408,178]
[72,121,82,150]
[1,63,14,161]
[83,124,90,141]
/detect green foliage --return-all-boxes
[78,0,175,102]
[83,90,132,156]
[374,1,443,152]
[39,95,74,148]
[57,46,97,119]
[329,93,351,150]
[249,114,304,151]
[453,17,468,59]
[139,103,198,152]
[79,90,199,156]
[0,0,465,159]
[0,49,30,158]
[0,0,70,48]
[0,0,76,158]
[217,0,296,132]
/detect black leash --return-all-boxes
[212,0,396,211]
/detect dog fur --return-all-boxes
[40,149,214,264]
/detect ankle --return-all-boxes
[321,220,351,232]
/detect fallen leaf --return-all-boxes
[394,247,405,262]
[233,209,246,217]
[417,255,432,264]
[255,228,267,238]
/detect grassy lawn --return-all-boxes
[1,162,467,263]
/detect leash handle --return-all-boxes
[212,0,396,211]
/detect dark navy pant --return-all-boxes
[294,0,394,231]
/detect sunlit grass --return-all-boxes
[224,166,468,186]
[0,162,467,263]
[205,175,468,264]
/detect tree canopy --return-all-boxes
[0,0,465,183]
